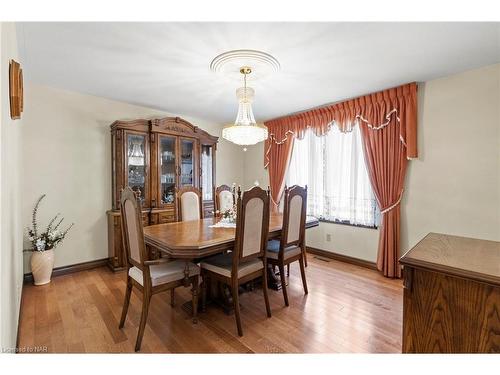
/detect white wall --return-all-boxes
[243,142,269,189]
[244,64,500,262]
[0,22,24,351]
[401,63,500,252]
[21,84,245,271]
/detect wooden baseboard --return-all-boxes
[23,258,109,284]
[306,246,377,270]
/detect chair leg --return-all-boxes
[287,263,290,277]
[262,268,272,318]
[302,245,308,267]
[135,290,151,352]
[119,276,133,329]
[299,256,308,295]
[170,289,175,307]
[191,275,199,324]
[232,283,243,336]
[279,264,289,307]
[201,273,208,313]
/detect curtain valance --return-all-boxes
[264,82,418,168]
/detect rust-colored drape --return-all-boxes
[357,84,417,278]
[265,134,294,210]
[264,83,417,277]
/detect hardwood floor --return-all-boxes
[18,256,403,353]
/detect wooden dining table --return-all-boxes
[143,213,319,313]
[144,213,318,260]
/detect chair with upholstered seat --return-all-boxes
[267,185,308,307]
[200,186,272,336]
[177,186,203,221]
[118,187,200,352]
[215,184,235,214]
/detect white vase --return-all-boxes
[30,249,55,285]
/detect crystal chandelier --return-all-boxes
[222,67,268,146]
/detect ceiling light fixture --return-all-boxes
[222,66,268,146]
[211,49,279,146]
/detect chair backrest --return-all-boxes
[120,187,146,270]
[232,186,270,272]
[215,184,235,213]
[280,185,308,250]
[177,186,203,221]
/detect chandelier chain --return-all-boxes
[243,70,247,101]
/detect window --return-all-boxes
[201,145,213,201]
[286,125,379,227]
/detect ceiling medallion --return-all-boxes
[210,49,280,81]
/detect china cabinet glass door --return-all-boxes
[179,138,195,188]
[127,133,147,204]
[201,145,213,201]
[159,136,177,205]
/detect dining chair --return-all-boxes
[215,184,235,214]
[118,187,200,352]
[177,186,203,221]
[266,185,308,307]
[200,186,272,336]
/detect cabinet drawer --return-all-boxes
[158,211,176,223]
[151,211,176,224]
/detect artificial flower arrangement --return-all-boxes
[213,182,238,223]
[26,194,74,252]
[220,204,237,224]
[25,194,74,285]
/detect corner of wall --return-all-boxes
[0,21,24,352]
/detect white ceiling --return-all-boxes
[18,22,500,124]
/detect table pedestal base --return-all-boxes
[181,283,242,316]
[267,264,283,291]
[181,266,286,316]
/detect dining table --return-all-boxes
[143,213,319,313]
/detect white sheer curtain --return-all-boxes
[201,147,213,201]
[286,125,378,227]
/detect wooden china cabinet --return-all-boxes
[107,116,218,271]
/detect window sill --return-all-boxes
[318,218,378,230]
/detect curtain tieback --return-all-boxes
[380,189,404,214]
[270,194,280,207]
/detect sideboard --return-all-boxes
[400,233,500,353]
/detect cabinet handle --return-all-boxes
[151,198,156,208]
